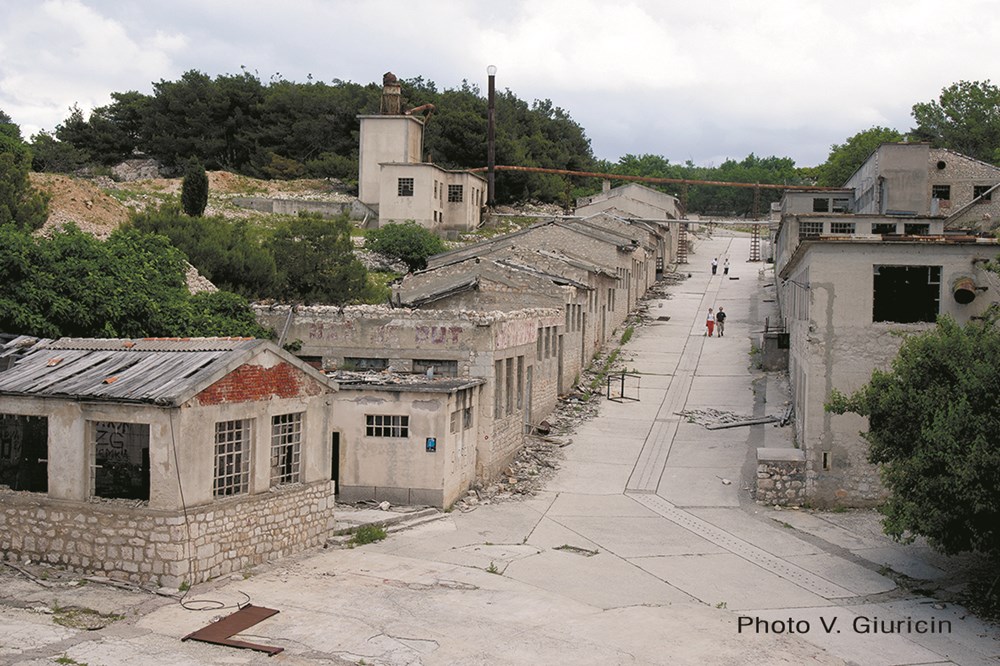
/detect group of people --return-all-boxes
[707,257,730,336]
[710,257,730,276]
[706,307,726,337]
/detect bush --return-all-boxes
[365,222,447,272]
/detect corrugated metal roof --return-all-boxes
[0,337,265,405]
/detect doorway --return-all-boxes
[330,432,341,495]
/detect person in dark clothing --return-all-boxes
[711,257,718,275]
[715,307,727,337]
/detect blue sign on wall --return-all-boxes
[425,437,437,453]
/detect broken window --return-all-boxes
[0,414,48,493]
[931,185,950,200]
[973,185,994,201]
[270,413,302,486]
[812,198,830,213]
[92,421,149,500]
[397,178,414,197]
[463,406,474,430]
[872,222,897,235]
[215,419,251,497]
[903,223,930,236]
[343,357,388,371]
[448,184,463,203]
[413,359,457,377]
[832,198,850,213]
[450,410,460,433]
[365,414,409,438]
[829,221,855,234]
[799,220,823,238]
[873,265,941,323]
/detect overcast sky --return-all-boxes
[1,0,996,168]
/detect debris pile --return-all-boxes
[677,408,756,427]
[453,434,569,511]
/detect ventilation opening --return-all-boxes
[822,451,832,471]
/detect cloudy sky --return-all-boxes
[1,0,996,168]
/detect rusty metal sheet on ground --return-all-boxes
[181,604,283,656]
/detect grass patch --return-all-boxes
[350,524,388,546]
[620,325,634,345]
[52,606,124,631]
[486,562,500,574]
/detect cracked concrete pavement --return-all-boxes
[2,231,998,665]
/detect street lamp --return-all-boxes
[487,65,497,207]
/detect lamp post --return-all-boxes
[487,64,497,207]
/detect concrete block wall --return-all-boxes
[0,481,334,587]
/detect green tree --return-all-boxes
[29,131,90,173]
[0,114,49,230]
[181,159,209,216]
[827,313,1000,558]
[911,80,1000,165]
[815,126,904,186]
[365,221,447,272]
[270,212,370,304]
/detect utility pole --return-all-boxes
[487,64,497,207]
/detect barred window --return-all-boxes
[366,414,409,438]
[448,184,463,202]
[829,221,855,234]
[413,359,458,377]
[398,178,414,197]
[215,419,251,497]
[344,357,388,371]
[270,413,302,486]
[973,185,994,201]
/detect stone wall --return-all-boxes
[0,481,334,587]
[755,448,806,507]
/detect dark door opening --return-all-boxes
[330,432,340,495]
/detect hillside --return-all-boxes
[29,171,353,237]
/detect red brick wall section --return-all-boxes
[196,362,323,406]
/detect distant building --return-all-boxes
[575,182,682,221]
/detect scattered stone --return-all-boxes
[378,501,391,511]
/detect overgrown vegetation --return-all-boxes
[365,222,447,272]
[0,223,268,338]
[0,109,49,230]
[826,312,1000,611]
[349,524,387,546]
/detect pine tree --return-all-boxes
[181,159,209,217]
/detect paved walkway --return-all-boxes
[3,232,998,665]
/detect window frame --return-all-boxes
[214,418,252,498]
[270,412,303,486]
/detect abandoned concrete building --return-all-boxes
[575,181,683,222]
[358,72,485,233]
[0,337,337,586]
[772,152,1000,505]
[256,306,565,492]
[843,142,1000,227]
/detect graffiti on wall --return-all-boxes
[414,326,464,345]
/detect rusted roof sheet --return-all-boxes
[0,337,265,405]
[182,604,283,656]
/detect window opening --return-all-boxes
[931,185,950,200]
[92,421,149,500]
[397,178,414,197]
[973,185,994,201]
[0,414,48,493]
[447,184,463,203]
[873,265,941,323]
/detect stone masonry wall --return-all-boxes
[755,449,806,507]
[0,481,334,587]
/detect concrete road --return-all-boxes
[3,231,998,665]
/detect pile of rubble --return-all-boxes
[452,433,570,511]
[677,408,756,427]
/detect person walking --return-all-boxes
[711,258,718,275]
[723,258,730,276]
[706,308,715,337]
[715,307,726,337]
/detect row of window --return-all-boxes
[0,413,305,502]
[401,178,481,204]
[537,326,557,360]
[931,184,994,201]
[799,221,931,239]
[565,303,583,333]
[343,357,459,377]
